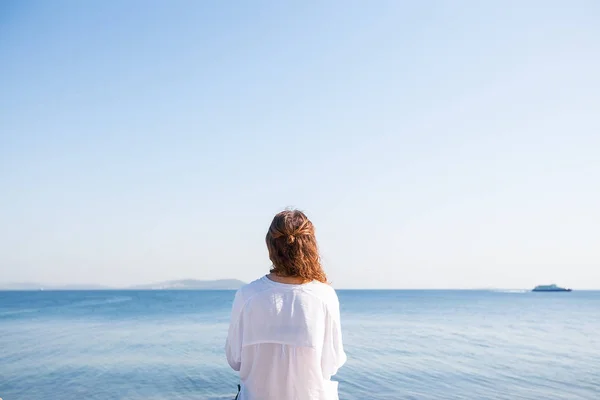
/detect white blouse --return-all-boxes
[225,275,347,400]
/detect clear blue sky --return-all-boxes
[1,1,599,289]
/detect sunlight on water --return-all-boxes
[1,290,599,399]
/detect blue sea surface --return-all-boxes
[1,289,599,399]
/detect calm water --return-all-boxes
[1,289,599,399]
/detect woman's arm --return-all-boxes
[225,290,244,371]
[321,296,347,378]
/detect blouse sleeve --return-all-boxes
[321,296,347,378]
[225,289,244,371]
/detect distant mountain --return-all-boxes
[0,282,45,290]
[0,283,112,290]
[127,279,246,290]
[54,284,113,290]
[0,279,245,291]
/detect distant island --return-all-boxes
[0,279,246,291]
[127,279,246,290]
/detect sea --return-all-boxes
[1,289,599,400]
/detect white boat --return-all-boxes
[532,284,571,292]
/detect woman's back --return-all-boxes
[225,209,346,399]
[226,275,346,400]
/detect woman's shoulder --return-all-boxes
[304,281,340,305]
[235,276,270,298]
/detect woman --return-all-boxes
[225,209,346,400]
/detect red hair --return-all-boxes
[266,210,327,283]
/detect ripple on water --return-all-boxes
[0,290,599,400]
